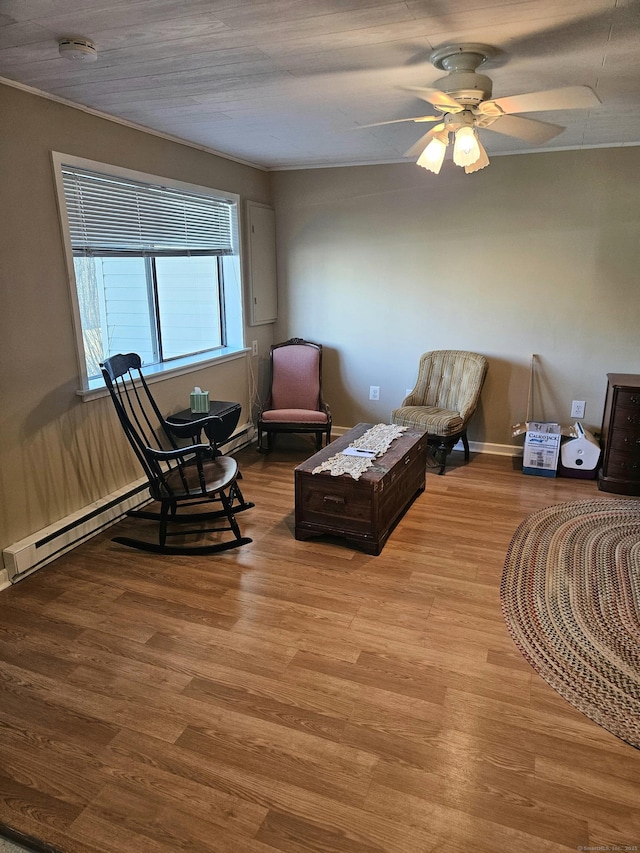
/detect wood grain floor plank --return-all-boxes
[145,627,299,677]
[42,600,158,644]
[182,672,352,740]
[0,742,104,812]
[364,779,588,853]
[443,687,640,764]
[175,713,377,808]
[290,649,449,706]
[74,784,274,853]
[365,774,590,849]
[0,658,183,745]
[0,771,84,834]
[94,748,269,837]
[0,636,80,682]
[66,635,193,693]
[0,666,120,749]
[64,810,180,853]
[216,588,357,632]
[0,603,85,644]
[255,809,400,853]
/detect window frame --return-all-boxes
[51,152,248,397]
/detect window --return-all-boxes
[53,155,244,391]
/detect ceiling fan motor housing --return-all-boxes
[434,71,493,106]
[430,43,496,107]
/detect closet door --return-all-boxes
[247,201,277,325]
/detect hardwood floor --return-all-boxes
[1,439,639,853]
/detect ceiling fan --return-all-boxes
[368,43,601,174]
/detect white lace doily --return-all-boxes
[312,424,407,480]
[349,423,406,454]
[312,454,374,479]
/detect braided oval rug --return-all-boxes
[501,498,640,749]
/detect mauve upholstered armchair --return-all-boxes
[257,338,332,453]
[391,350,488,474]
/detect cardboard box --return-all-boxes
[522,421,561,477]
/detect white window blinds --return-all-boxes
[61,166,235,257]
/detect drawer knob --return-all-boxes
[630,395,640,405]
[323,495,345,505]
[627,416,640,424]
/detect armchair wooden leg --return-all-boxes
[257,425,272,453]
[434,441,449,475]
[461,431,470,461]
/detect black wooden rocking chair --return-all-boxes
[101,353,253,555]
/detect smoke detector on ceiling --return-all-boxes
[58,37,98,62]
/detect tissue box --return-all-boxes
[189,389,210,413]
[522,421,561,478]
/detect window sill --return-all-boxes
[77,346,250,401]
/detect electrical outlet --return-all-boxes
[369,385,380,401]
[251,340,258,357]
[571,400,586,419]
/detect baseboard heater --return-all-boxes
[2,423,256,584]
[2,477,152,583]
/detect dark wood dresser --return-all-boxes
[294,423,427,555]
[598,373,640,496]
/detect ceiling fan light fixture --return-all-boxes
[416,136,447,174]
[453,126,480,167]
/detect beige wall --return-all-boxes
[271,148,640,448]
[0,82,274,553]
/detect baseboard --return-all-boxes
[0,569,11,592]
[224,422,255,453]
[460,439,523,457]
[331,425,522,457]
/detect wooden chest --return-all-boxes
[294,423,427,555]
[598,373,640,496]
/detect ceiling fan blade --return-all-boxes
[357,114,441,129]
[404,124,447,159]
[485,114,564,145]
[480,86,600,117]
[402,87,463,112]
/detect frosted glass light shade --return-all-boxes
[416,137,447,174]
[465,139,490,173]
[453,126,480,167]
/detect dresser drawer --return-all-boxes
[608,428,640,458]
[615,389,640,409]
[612,405,640,430]
[605,449,640,481]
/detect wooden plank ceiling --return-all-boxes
[0,0,638,169]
